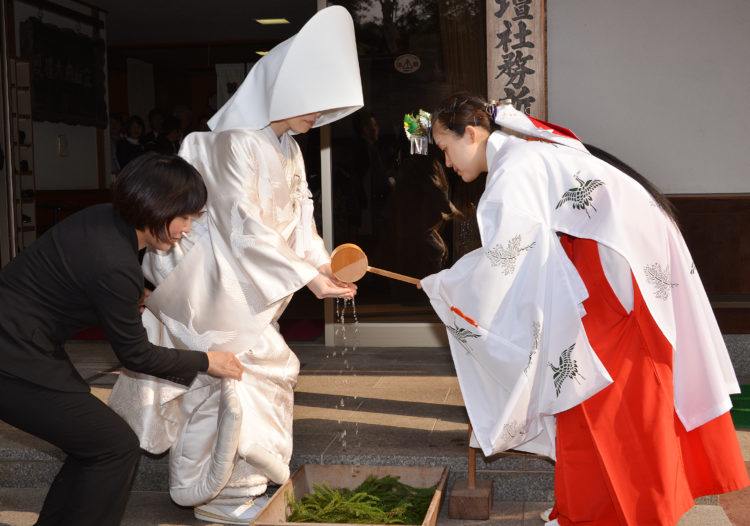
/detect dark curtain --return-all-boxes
[19,17,107,128]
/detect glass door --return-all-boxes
[282,0,488,345]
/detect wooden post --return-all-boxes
[467,424,476,489]
[448,422,493,519]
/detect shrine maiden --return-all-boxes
[420,93,748,525]
[108,7,362,525]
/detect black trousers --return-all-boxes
[0,373,141,526]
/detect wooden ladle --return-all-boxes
[330,243,420,285]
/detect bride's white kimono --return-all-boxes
[110,127,325,505]
[108,5,363,509]
[421,104,740,460]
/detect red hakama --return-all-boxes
[551,236,748,525]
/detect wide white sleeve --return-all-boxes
[669,227,740,430]
[421,171,612,458]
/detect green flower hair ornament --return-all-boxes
[403,109,432,155]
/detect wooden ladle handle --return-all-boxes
[366,266,421,285]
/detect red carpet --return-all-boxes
[278,318,324,341]
[72,326,107,339]
[71,319,324,342]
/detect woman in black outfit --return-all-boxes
[116,115,146,168]
[0,152,243,525]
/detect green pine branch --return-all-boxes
[286,475,436,524]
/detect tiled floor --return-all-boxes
[719,460,750,525]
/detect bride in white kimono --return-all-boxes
[108,6,363,524]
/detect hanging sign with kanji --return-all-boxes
[486,0,547,118]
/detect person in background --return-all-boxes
[142,108,165,149]
[108,7,363,525]
[116,115,146,169]
[109,111,126,176]
[383,140,457,305]
[0,152,243,526]
[196,114,211,132]
[351,109,390,237]
[420,93,748,526]
[172,105,193,148]
[145,116,181,155]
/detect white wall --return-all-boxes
[13,0,106,190]
[33,122,99,189]
[547,0,750,194]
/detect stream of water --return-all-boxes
[331,297,361,449]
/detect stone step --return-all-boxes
[0,445,556,500]
[1,418,557,502]
[0,488,732,526]
[1,434,720,507]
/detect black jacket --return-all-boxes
[0,204,208,392]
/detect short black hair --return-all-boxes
[112,152,207,244]
[125,115,145,133]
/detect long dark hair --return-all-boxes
[584,143,678,224]
[433,92,678,224]
[432,92,501,138]
[112,152,207,244]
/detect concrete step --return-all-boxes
[0,425,556,500]
[0,420,720,508]
[0,488,733,526]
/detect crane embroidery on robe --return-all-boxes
[555,171,605,219]
[446,323,481,352]
[502,419,528,441]
[486,235,536,275]
[447,306,481,352]
[548,343,585,396]
[644,262,677,300]
[161,301,237,353]
[216,250,262,312]
[524,137,559,148]
[230,202,257,258]
[524,321,541,375]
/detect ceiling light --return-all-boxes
[255,18,290,25]
[256,51,269,56]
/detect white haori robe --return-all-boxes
[109,126,329,506]
[421,129,739,460]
